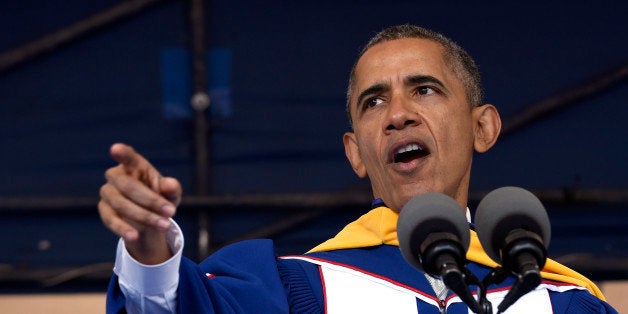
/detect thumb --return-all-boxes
[160,177,182,208]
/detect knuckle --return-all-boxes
[140,209,159,224]
[115,175,134,193]
[99,184,110,199]
[97,201,115,226]
[97,201,106,217]
[147,194,163,210]
[108,219,126,235]
[104,166,119,180]
[106,196,123,212]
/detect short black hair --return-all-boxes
[346,24,484,126]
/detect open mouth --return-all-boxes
[392,143,430,163]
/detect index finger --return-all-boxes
[109,143,161,191]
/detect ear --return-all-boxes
[343,132,367,178]
[472,104,501,153]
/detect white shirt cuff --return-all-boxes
[113,219,184,295]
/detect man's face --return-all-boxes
[344,38,485,211]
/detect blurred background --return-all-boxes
[0,0,626,311]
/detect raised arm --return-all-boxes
[98,143,182,264]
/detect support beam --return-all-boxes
[187,0,212,260]
[1,188,627,213]
[0,0,166,74]
[209,210,326,255]
[501,63,628,136]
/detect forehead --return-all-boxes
[352,38,458,100]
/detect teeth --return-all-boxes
[396,143,421,154]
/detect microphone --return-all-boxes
[475,187,551,313]
[398,193,484,313]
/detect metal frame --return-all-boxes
[501,62,628,136]
[1,188,627,213]
[0,0,167,74]
[0,0,626,290]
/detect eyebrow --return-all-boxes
[354,74,449,112]
[405,74,448,92]
[355,82,389,111]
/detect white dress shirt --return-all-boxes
[114,219,183,313]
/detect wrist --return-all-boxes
[125,228,173,265]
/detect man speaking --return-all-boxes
[99,24,617,313]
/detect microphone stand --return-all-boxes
[422,231,544,313]
[461,268,493,314]
[482,265,541,314]
[422,233,493,314]
[482,230,545,313]
[434,259,493,313]
[425,236,545,313]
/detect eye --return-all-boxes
[364,97,384,109]
[417,86,437,95]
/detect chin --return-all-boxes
[396,185,441,209]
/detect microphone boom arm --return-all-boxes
[421,233,491,313]
[495,230,546,313]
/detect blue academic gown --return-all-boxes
[107,239,617,313]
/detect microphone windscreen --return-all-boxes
[397,192,470,271]
[475,186,551,264]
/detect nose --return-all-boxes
[385,94,420,132]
